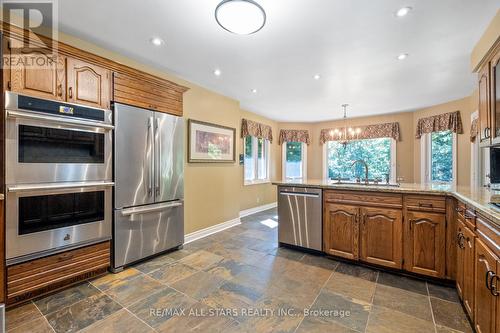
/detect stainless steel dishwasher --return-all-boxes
[278,186,322,251]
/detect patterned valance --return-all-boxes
[278,129,311,145]
[319,122,400,144]
[415,111,463,139]
[470,118,479,143]
[241,119,273,143]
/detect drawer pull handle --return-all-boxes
[418,203,433,208]
[457,233,465,249]
[487,272,499,296]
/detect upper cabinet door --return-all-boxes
[491,49,500,145]
[66,57,111,109]
[360,206,403,269]
[479,63,491,145]
[7,39,66,101]
[405,211,446,278]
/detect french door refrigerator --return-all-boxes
[112,103,184,271]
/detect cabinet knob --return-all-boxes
[68,87,73,99]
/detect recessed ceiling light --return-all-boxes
[395,7,412,17]
[150,37,164,46]
[214,69,222,76]
[215,0,266,35]
[313,74,321,80]
[251,88,258,93]
[397,53,408,60]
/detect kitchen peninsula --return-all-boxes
[274,179,500,331]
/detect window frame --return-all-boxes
[420,131,457,186]
[244,135,271,185]
[282,141,307,180]
[322,138,397,182]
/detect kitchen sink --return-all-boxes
[329,180,401,187]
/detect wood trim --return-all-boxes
[7,241,110,305]
[446,197,457,280]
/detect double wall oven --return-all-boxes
[5,92,114,264]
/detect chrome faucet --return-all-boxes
[351,160,369,184]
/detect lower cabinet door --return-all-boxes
[323,203,359,260]
[360,207,403,269]
[405,211,446,278]
[463,226,476,319]
[474,238,498,333]
[456,220,466,300]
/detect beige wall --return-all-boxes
[53,31,278,234]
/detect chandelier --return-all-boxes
[329,104,361,148]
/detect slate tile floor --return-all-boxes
[6,208,472,333]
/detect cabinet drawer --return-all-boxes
[324,190,402,208]
[476,213,500,257]
[7,241,110,305]
[405,195,446,213]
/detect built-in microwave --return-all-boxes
[5,92,113,184]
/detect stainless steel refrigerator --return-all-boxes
[112,103,184,271]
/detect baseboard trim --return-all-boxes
[239,202,277,218]
[184,217,241,244]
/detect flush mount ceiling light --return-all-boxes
[395,6,412,17]
[215,0,266,35]
[397,53,409,60]
[150,37,164,46]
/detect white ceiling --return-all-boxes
[57,0,499,122]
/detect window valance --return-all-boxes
[319,122,400,144]
[241,119,273,143]
[470,118,479,143]
[278,129,311,145]
[415,111,463,139]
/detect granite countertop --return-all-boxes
[273,179,500,226]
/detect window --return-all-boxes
[282,142,307,180]
[421,130,456,184]
[244,135,270,184]
[324,138,396,182]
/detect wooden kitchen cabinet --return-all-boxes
[474,238,498,333]
[360,206,403,269]
[6,38,66,101]
[464,225,476,319]
[323,203,359,260]
[457,220,466,299]
[404,211,446,278]
[479,63,492,145]
[491,49,500,145]
[66,57,111,109]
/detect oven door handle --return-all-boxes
[7,181,115,192]
[121,201,183,216]
[7,110,115,130]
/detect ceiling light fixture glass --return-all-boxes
[396,6,412,17]
[215,0,266,35]
[397,53,408,60]
[150,37,164,46]
[329,104,361,148]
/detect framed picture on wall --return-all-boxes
[188,119,236,163]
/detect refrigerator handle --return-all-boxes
[148,117,154,196]
[155,117,160,196]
